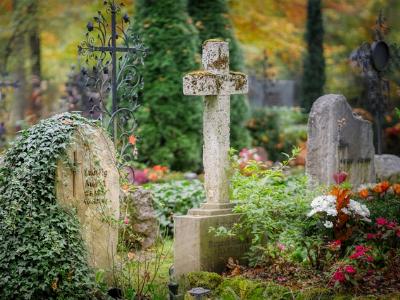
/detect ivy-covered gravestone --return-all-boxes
[0,113,119,299]
[55,119,120,272]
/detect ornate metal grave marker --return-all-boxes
[78,0,147,161]
[350,12,390,154]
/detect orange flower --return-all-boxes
[128,135,136,145]
[121,184,130,191]
[393,184,400,195]
[148,173,158,181]
[373,181,390,194]
[153,165,163,172]
[330,186,350,211]
[359,189,369,199]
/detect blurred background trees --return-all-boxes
[1,0,400,168]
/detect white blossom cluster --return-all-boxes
[307,195,337,218]
[308,195,371,228]
[342,200,371,222]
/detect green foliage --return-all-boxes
[145,179,205,233]
[186,271,223,291]
[213,149,319,266]
[132,0,203,171]
[188,0,251,150]
[301,0,325,113]
[0,113,96,299]
[246,107,308,161]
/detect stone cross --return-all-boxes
[183,40,248,212]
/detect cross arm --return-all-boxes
[183,71,248,96]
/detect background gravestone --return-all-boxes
[306,94,375,187]
[56,124,120,272]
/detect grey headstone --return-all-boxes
[375,154,400,182]
[306,94,375,187]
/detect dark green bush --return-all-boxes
[246,107,307,161]
[132,0,203,171]
[0,113,96,299]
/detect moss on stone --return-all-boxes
[186,272,223,291]
[203,38,225,46]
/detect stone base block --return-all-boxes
[174,212,248,276]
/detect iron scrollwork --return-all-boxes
[78,0,147,162]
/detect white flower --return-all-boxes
[347,199,371,222]
[324,221,334,228]
[308,195,337,217]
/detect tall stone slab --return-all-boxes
[174,40,249,276]
[56,124,119,273]
[306,94,375,187]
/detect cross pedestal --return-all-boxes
[174,40,249,276]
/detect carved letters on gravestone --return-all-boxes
[306,94,375,187]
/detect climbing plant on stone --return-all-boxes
[0,113,97,299]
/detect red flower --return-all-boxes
[327,240,342,251]
[396,230,400,238]
[344,265,356,274]
[366,233,377,240]
[366,255,374,262]
[355,245,368,253]
[376,217,388,226]
[350,252,363,260]
[333,270,346,283]
[333,171,348,185]
[386,221,397,230]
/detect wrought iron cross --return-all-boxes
[78,0,147,142]
[350,12,390,154]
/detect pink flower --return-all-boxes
[386,221,397,230]
[366,255,374,262]
[350,252,363,260]
[376,217,388,226]
[355,245,368,253]
[333,171,348,185]
[333,270,346,283]
[277,243,286,252]
[124,217,129,225]
[344,265,356,274]
[366,233,377,240]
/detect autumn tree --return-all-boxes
[188,0,251,150]
[132,0,203,171]
[301,0,325,112]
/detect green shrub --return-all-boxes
[0,113,96,299]
[212,149,320,266]
[132,0,203,171]
[145,179,205,233]
[246,107,308,161]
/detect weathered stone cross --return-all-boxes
[183,40,248,212]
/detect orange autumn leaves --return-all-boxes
[330,186,352,241]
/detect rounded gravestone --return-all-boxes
[56,122,120,272]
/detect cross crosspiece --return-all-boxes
[183,40,248,211]
[79,1,138,138]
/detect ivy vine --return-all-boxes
[0,113,100,299]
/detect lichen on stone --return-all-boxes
[202,38,225,46]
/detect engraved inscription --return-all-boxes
[84,167,107,205]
